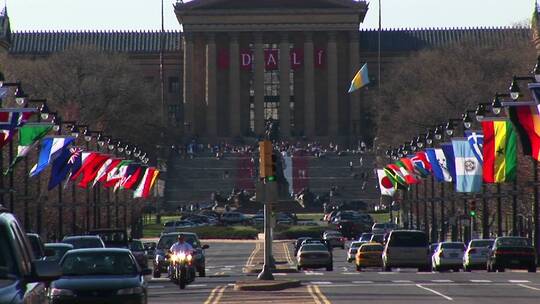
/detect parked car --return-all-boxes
[432,242,466,272]
[44,243,74,263]
[463,239,494,271]
[356,243,384,271]
[382,230,430,272]
[221,212,248,225]
[130,239,149,269]
[62,235,106,249]
[162,220,195,233]
[49,248,150,304]
[296,243,333,271]
[487,236,537,272]
[153,232,209,278]
[0,206,61,304]
[323,231,346,249]
[372,222,399,235]
[347,241,365,262]
[27,233,46,260]
[88,228,129,248]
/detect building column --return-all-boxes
[303,32,315,138]
[349,31,360,140]
[327,32,339,137]
[279,33,291,138]
[206,33,217,139]
[183,33,195,136]
[229,33,241,137]
[253,33,265,135]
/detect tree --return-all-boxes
[4,46,162,157]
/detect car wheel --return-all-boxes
[326,264,333,271]
[356,265,361,272]
[528,266,537,273]
[297,265,302,271]
[383,264,391,272]
[464,265,471,272]
[199,268,206,277]
[487,263,494,272]
[153,269,161,278]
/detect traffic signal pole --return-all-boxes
[257,140,276,281]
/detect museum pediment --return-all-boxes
[176,0,365,10]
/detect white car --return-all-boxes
[463,239,494,271]
[162,220,194,234]
[432,242,466,272]
[372,222,398,235]
[347,241,365,262]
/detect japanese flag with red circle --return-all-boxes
[377,169,395,197]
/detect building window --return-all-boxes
[168,76,180,94]
[168,104,179,122]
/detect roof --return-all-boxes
[66,248,131,254]
[6,27,531,55]
[9,30,182,54]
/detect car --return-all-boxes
[251,214,265,226]
[27,233,46,260]
[463,239,494,271]
[347,241,365,262]
[153,232,209,278]
[130,239,149,269]
[372,222,398,235]
[382,230,430,272]
[88,228,129,248]
[432,242,466,272]
[355,242,384,271]
[296,243,333,271]
[62,235,106,249]
[358,233,373,242]
[49,248,151,304]
[143,241,157,259]
[323,231,346,249]
[0,205,62,304]
[294,237,312,255]
[44,243,74,263]
[487,236,537,272]
[370,234,385,244]
[162,220,195,233]
[221,212,248,225]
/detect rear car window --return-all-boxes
[350,242,363,248]
[301,244,328,251]
[373,223,385,229]
[441,243,465,250]
[495,238,531,248]
[388,232,428,247]
[360,244,384,252]
[470,240,494,248]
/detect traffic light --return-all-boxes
[259,140,276,180]
[469,201,477,217]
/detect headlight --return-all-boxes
[117,286,144,295]
[179,253,186,260]
[49,288,75,297]
[187,254,193,262]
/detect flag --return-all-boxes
[426,148,452,182]
[452,138,482,193]
[411,151,431,177]
[73,153,110,188]
[481,120,517,183]
[508,105,540,160]
[48,146,75,190]
[0,109,36,149]
[441,143,456,182]
[92,158,122,187]
[384,164,408,190]
[120,165,143,190]
[29,136,75,177]
[113,163,134,191]
[0,87,8,99]
[397,158,420,184]
[104,160,132,188]
[133,167,159,199]
[376,169,395,197]
[464,130,484,163]
[347,63,369,93]
[63,149,86,189]
[5,123,53,174]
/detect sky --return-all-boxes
[5,0,536,32]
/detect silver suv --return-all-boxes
[382,230,430,272]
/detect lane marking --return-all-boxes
[308,284,331,304]
[203,285,222,304]
[188,284,208,288]
[245,242,261,268]
[470,280,491,283]
[273,273,288,276]
[311,281,332,285]
[518,284,540,291]
[304,271,324,276]
[509,280,531,283]
[307,285,322,304]
[147,285,165,289]
[377,272,398,274]
[431,280,453,283]
[342,272,359,275]
[352,280,373,284]
[283,243,295,265]
[313,285,332,304]
[416,284,453,301]
[213,286,227,304]
[393,280,413,283]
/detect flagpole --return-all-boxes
[415,183,420,229]
[430,175,437,243]
[481,184,489,238]
[440,183,445,241]
[423,181,428,237]
[377,0,381,90]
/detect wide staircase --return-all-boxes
[164,151,380,211]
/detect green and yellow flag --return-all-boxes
[481,120,517,183]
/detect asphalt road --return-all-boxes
[148,240,540,304]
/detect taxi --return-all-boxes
[355,242,384,271]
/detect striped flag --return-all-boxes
[481,120,517,183]
[464,130,484,163]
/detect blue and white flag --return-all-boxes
[30,136,75,177]
[426,148,452,182]
[441,143,456,182]
[464,130,484,163]
[452,138,482,193]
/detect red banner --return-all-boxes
[240,49,253,70]
[264,49,279,70]
[290,48,303,70]
[217,49,229,69]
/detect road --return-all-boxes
[148,240,540,304]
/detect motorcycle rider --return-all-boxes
[168,234,195,279]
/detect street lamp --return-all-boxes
[416,134,425,148]
[475,104,486,121]
[425,129,434,146]
[14,85,28,106]
[83,127,93,142]
[509,75,536,101]
[117,141,125,153]
[491,95,503,115]
[462,111,474,129]
[434,126,443,140]
[70,125,80,138]
[96,133,106,147]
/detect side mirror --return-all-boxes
[44,248,56,257]
[202,244,209,250]
[141,268,152,276]
[30,260,62,283]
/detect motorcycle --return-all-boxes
[167,251,196,289]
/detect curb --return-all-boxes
[234,279,301,291]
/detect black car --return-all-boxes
[294,237,312,255]
[153,232,209,278]
[49,248,150,304]
[44,243,74,263]
[88,228,129,248]
[62,235,105,249]
[27,233,46,260]
[487,237,537,272]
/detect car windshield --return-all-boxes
[45,245,71,262]
[27,236,43,258]
[350,242,363,248]
[360,244,384,252]
[326,232,342,237]
[157,234,199,249]
[0,226,19,278]
[164,222,175,227]
[360,233,373,241]
[129,241,144,251]
[388,232,428,247]
[301,244,328,251]
[470,240,494,248]
[92,231,127,248]
[63,238,104,249]
[441,243,465,250]
[373,223,385,229]
[371,235,384,241]
[62,251,137,276]
[495,238,531,248]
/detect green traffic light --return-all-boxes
[469,210,476,217]
[267,176,276,182]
